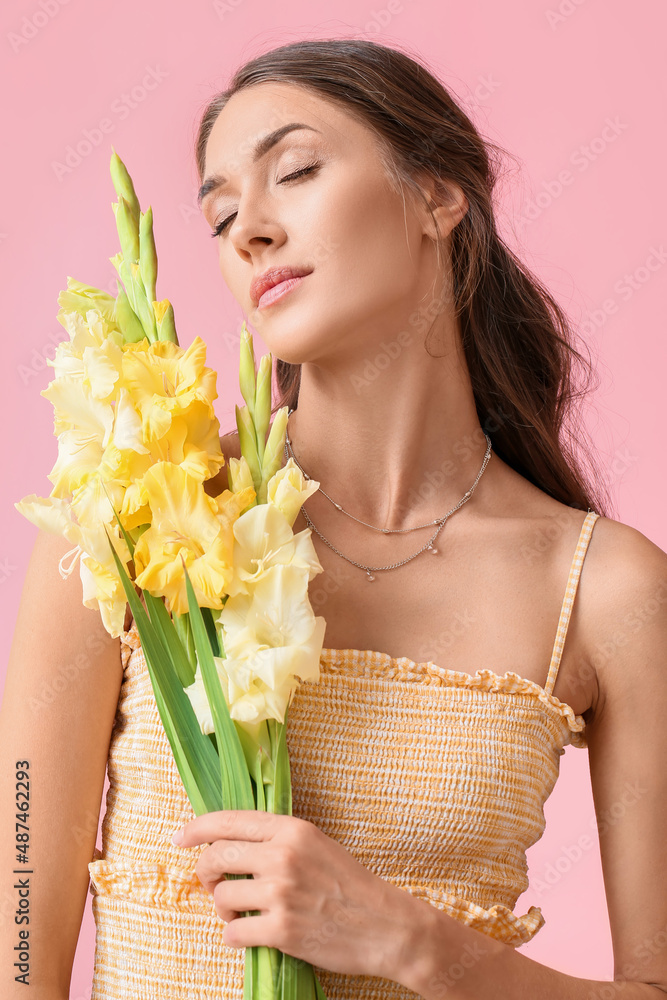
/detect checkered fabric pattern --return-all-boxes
[87,511,599,998]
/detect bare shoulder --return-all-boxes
[580,513,667,719]
[584,514,667,616]
[572,515,667,989]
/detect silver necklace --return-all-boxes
[282,408,493,581]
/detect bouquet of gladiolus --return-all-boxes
[15,149,329,999]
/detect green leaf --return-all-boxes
[101,484,135,559]
[272,710,293,817]
[183,562,255,811]
[234,721,265,783]
[253,748,265,812]
[173,611,196,666]
[244,945,282,999]
[142,590,196,687]
[280,950,322,998]
[104,526,222,814]
[201,606,221,656]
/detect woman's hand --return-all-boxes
[170,809,426,981]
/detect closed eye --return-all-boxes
[210,163,320,238]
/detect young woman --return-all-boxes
[2,38,666,1000]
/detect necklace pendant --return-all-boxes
[366,571,375,581]
[427,544,438,554]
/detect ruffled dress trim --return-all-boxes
[88,857,216,917]
[87,855,545,948]
[408,883,545,947]
[119,619,141,670]
[319,646,588,749]
[120,622,587,747]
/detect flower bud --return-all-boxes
[110,148,141,223]
[114,196,140,264]
[254,354,272,459]
[153,299,178,343]
[235,404,261,494]
[261,407,289,489]
[139,206,158,304]
[127,262,157,340]
[115,283,147,343]
[238,323,256,419]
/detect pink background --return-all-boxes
[2,0,666,995]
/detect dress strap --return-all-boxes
[544,510,600,697]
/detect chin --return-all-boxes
[254,322,329,366]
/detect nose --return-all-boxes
[228,195,285,260]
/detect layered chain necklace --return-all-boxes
[282,408,493,581]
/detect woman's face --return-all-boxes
[200,81,455,367]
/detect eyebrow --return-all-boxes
[197,122,321,206]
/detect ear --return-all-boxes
[416,174,469,242]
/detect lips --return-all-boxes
[250,266,313,306]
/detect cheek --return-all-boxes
[321,181,421,304]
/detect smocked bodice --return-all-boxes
[86,511,598,999]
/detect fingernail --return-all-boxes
[171,828,184,845]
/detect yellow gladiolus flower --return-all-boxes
[52,307,124,376]
[186,655,295,731]
[42,374,115,438]
[226,454,256,499]
[48,337,123,401]
[118,480,151,531]
[71,476,125,530]
[14,494,82,549]
[112,387,149,455]
[97,440,150,492]
[206,562,326,726]
[56,278,120,330]
[133,462,255,615]
[121,336,218,442]
[41,378,114,498]
[266,457,320,528]
[14,493,132,638]
[104,400,224,485]
[79,519,133,638]
[159,401,225,481]
[224,500,323,598]
[96,397,226,530]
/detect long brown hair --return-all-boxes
[194,38,613,517]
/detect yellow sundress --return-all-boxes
[87,510,599,998]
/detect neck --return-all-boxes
[280,351,496,532]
